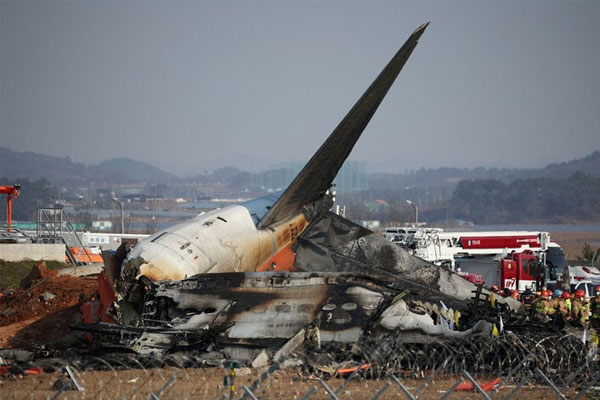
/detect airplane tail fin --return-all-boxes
[258,23,429,229]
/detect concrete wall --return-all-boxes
[0,243,66,262]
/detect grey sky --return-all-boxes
[1,1,599,176]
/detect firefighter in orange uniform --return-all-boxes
[556,291,571,319]
[536,290,554,315]
[590,286,600,329]
[572,289,589,327]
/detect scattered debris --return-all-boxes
[251,350,270,369]
[40,292,56,301]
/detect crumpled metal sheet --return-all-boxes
[294,212,520,311]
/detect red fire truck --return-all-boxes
[455,250,543,291]
[386,228,566,291]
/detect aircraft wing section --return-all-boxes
[257,23,428,229]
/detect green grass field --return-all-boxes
[0,260,68,291]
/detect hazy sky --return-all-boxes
[1,1,599,176]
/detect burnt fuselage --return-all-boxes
[118,196,309,293]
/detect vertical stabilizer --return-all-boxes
[258,23,429,229]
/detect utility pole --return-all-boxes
[405,199,418,225]
[112,197,125,234]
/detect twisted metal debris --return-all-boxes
[36,331,591,388]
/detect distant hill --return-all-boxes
[0,147,178,185]
[89,158,177,183]
[539,151,600,178]
[368,151,600,190]
[1,146,598,189]
[0,147,88,184]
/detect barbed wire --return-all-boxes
[1,331,598,399]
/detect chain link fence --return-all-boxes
[1,332,598,399]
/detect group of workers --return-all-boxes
[491,284,600,328]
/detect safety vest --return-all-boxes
[535,300,545,313]
[582,302,591,322]
[536,299,554,315]
[544,300,555,315]
[591,298,600,319]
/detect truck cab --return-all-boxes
[543,242,567,289]
[500,250,541,291]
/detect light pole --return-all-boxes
[112,197,125,234]
[406,200,418,225]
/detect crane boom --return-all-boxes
[0,185,21,233]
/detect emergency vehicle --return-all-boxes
[385,228,567,291]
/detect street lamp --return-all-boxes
[112,197,125,234]
[406,200,418,225]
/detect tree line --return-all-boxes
[448,172,600,224]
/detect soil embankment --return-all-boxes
[0,262,97,348]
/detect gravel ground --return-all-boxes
[0,367,595,399]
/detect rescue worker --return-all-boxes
[536,290,555,315]
[571,289,588,326]
[552,289,563,311]
[511,290,520,300]
[520,286,535,308]
[546,290,557,315]
[590,286,600,329]
[534,290,546,314]
[562,291,571,311]
[557,290,571,319]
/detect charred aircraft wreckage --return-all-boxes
[84,23,522,362]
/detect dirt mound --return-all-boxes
[0,263,98,347]
[6,305,86,349]
[18,261,60,289]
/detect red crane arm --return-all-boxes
[0,185,20,197]
[0,185,21,232]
